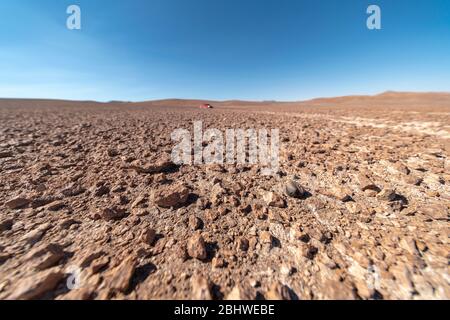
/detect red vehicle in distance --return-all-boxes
[199,104,214,109]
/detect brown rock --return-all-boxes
[225,284,255,300]
[153,183,190,208]
[239,204,251,215]
[100,207,127,221]
[308,228,332,243]
[26,243,65,270]
[108,256,136,293]
[299,244,318,260]
[268,210,284,223]
[188,216,203,231]
[131,208,150,217]
[227,195,240,207]
[236,237,249,252]
[191,275,213,300]
[260,231,274,245]
[266,282,294,300]
[61,185,85,197]
[326,186,352,202]
[117,194,130,206]
[346,202,362,214]
[0,151,13,158]
[187,233,208,260]
[46,201,66,212]
[294,229,311,243]
[91,256,110,274]
[364,189,379,197]
[22,223,51,245]
[284,180,308,198]
[219,206,229,215]
[0,219,13,232]
[107,148,119,157]
[377,188,397,202]
[404,175,423,186]
[141,228,157,245]
[252,203,268,220]
[205,209,220,221]
[210,183,226,206]
[78,249,105,268]
[263,192,286,208]
[196,197,210,210]
[130,194,147,209]
[31,197,57,209]
[207,164,226,173]
[94,185,110,197]
[418,205,448,220]
[58,288,93,300]
[176,243,189,262]
[130,158,175,174]
[399,237,420,256]
[212,256,226,268]
[111,183,126,193]
[9,268,64,299]
[393,162,410,175]
[5,197,30,210]
[322,279,358,300]
[149,158,175,173]
[357,173,380,192]
[0,253,12,264]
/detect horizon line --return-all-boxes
[1,90,450,104]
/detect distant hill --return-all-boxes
[301,91,450,108]
[1,91,449,109]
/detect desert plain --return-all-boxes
[0,92,449,300]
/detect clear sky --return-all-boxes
[0,0,449,101]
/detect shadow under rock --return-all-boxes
[127,262,157,294]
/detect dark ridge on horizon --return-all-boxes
[1,91,450,105]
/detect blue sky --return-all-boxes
[0,0,449,101]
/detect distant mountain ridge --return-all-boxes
[1,91,449,109]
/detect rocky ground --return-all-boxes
[0,93,449,300]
